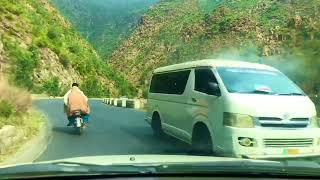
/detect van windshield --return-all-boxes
[217,67,305,95]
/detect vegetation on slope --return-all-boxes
[109,0,320,98]
[51,0,158,59]
[0,0,137,97]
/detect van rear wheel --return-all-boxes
[192,125,213,155]
[151,113,163,137]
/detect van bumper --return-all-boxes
[220,127,320,159]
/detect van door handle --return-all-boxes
[191,98,197,102]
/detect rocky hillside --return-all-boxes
[109,0,320,97]
[51,0,158,58]
[0,0,136,97]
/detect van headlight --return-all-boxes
[223,113,254,128]
[310,116,319,128]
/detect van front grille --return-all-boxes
[290,118,309,121]
[258,117,309,128]
[263,138,313,147]
[259,117,282,121]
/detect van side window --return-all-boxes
[150,70,191,94]
[195,68,218,93]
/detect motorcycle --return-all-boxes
[72,110,85,135]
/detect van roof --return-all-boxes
[153,59,278,73]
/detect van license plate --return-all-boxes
[283,149,299,155]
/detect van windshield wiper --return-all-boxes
[234,90,274,95]
[275,93,305,96]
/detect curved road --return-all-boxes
[34,99,189,162]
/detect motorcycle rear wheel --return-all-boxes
[76,127,83,135]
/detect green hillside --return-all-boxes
[51,0,158,58]
[109,0,320,98]
[0,0,136,97]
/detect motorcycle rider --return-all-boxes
[63,83,90,126]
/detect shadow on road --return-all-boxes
[52,126,79,135]
[160,134,193,155]
[120,125,192,155]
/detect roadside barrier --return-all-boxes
[117,99,122,107]
[113,98,118,106]
[121,98,127,107]
[126,99,135,108]
[102,97,146,110]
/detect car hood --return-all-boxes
[1,155,320,179]
[225,93,316,118]
[1,155,274,168]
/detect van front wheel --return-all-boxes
[151,113,163,137]
[192,125,213,155]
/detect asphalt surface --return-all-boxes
[33,99,190,162]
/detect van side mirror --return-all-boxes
[207,82,221,96]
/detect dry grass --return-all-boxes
[0,79,41,130]
[0,79,43,162]
[0,79,31,114]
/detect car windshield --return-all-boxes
[0,0,320,178]
[217,67,305,95]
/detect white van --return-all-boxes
[146,59,320,159]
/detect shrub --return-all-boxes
[47,29,59,40]
[3,38,37,90]
[82,76,105,97]
[43,77,60,97]
[31,84,44,94]
[5,14,14,21]
[14,56,36,90]
[51,46,61,55]
[28,45,39,66]
[35,38,49,48]
[75,62,87,75]
[68,45,81,54]
[58,53,70,68]
[0,100,14,118]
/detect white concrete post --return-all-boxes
[134,99,141,109]
[122,98,127,107]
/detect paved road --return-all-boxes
[33,99,189,162]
